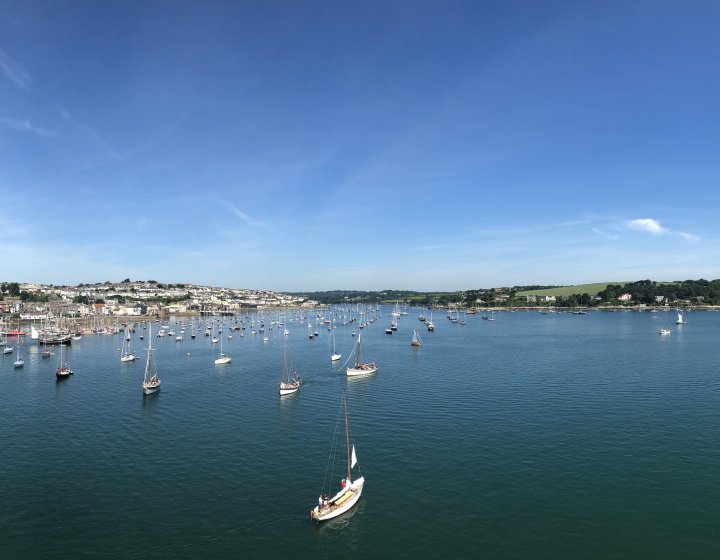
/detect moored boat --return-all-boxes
[279,352,300,395]
[214,335,231,364]
[310,392,365,522]
[14,344,24,368]
[142,326,161,395]
[55,343,73,378]
[39,332,73,345]
[411,329,422,347]
[346,331,377,377]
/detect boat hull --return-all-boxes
[279,383,300,395]
[347,364,377,377]
[39,333,73,345]
[142,383,160,395]
[312,477,365,522]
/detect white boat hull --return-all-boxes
[331,353,342,362]
[214,356,231,364]
[279,383,300,395]
[143,381,161,395]
[120,354,136,362]
[312,477,365,522]
[346,364,377,376]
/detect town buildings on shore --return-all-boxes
[0,281,316,320]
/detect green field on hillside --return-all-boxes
[515,283,624,298]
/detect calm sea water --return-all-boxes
[1,309,719,559]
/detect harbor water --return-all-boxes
[1,308,719,558]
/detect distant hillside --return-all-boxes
[515,283,624,298]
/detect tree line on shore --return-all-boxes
[294,279,720,307]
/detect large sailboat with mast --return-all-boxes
[330,319,341,362]
[279,352,300,395]
[346,330,377,376]
[142,325,161,395]
[214,334,231,364]
[55,341,73,378]
[310,392,365,522]
[120,333,137,362]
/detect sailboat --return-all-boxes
[310,392,365,522]
[346,331,377,376]
[120,333,137,362]
[426,311,435,332]
[279,352,300,395]
[331,321,341,362]
[659,327,671,335]
[214,334,231,364]
[411,329,422,347]
[55,342,73,378]
[142,325,161,395]
[13,343,24,368]
[675,310,685,325]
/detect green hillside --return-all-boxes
[515,283,624,298]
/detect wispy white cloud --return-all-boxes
[0,48,31,90]
[59,107,125,162]
[0,116,57,137]
[627,218,666,235]
[626,217,698,240]
[677,231,700,241]
[592,227,619,240]
[219,200,268,228]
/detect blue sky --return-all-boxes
[1,0,719,291]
